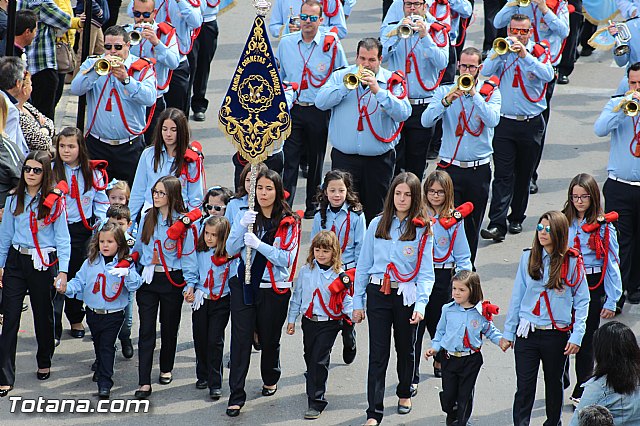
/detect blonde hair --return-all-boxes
[307,230,342,273]
[107,180,131,204]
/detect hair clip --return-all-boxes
[96,218,109,232]
[106,178,120,191]
[207,185,223,192]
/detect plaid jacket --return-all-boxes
[18,0,71,73]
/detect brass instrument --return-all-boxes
[446,73,474,98]
[398,14,424,39]
[611,21,632,57]
[343,65,375,90]
[493,37,517,55]
[518,0,531,6]
[613,90,640,117]
[93,56,124,76]
[129,30,142,45]
[289,6,300,29]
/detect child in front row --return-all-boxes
[287,231,353,421]
[57,223,142,399]
[424,270,504,426]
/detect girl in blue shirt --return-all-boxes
[0,151,71,397]
[225,161,267,227]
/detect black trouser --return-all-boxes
[0,248,56,386]
[532,75,557,183]
[188,19,219,114]
[163,59,190,116]
[440,351,483,426]
[193,295,230,391]
[603,178,640,303]
[87,308,125,390]
[342,320,356,350]
[232,151,284,192]
[382,0,393,20]
[483,0,507,52]
[144,96,166,146]
[283,105,329,211]
[513,329,569,426]
[557,1,583,77]
[302,317,342,412]
[365,284,417,423]
[103,0,122,29]
[438,163,491,266]
[228,277,291,407]
[136,271,185,386]
[487,115,545,233]
[53,222,90,340]
[54,72,67,108]
[331,148,395,224]
[31,68,59,121]
[395,104,432,181]
[580,21,597,50]
[87,135,145,189]
[414,267,452,384]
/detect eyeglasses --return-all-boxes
[152,189,167,198]
[509,27,531,35]
[104,44,125,51]
[458,64,479,72]
[132,10,152,18]
[570,194,591,202]
[206,204,226,212]
[536,223,551,233]
[299,14,319,22]
[427,189,446,196]
[404,1,425,7]
[23,165,43,175]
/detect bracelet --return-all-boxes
[441,98,450,108]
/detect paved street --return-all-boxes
[3,0,639,424]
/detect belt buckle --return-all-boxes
[516,115,526,121]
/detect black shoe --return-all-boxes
[343,344,356,365]
[70,328,85,339]
[226,406,241,417]
[397,401,412,415]
[159,374,173,385]
[480,227,505,242]
[209,388,222,400]
[195,380,208,390]
[134,387,152,399]
[410,384,418,397]
[261,386,277,396]
[121,339,134,359]
[508,222,523,234]
[557,74,569,85]
[304,209,316,220]
[434,367,442,378]
[253,334,262,351]
[92,371,98,382]
[37,370,50,380]
[580,46,594,57]
[0,386,13,397]
[529,179,538,194]
[193,112,206,122]
[98,388,110,399]
[628,291,640,304]
[304,408,322,420]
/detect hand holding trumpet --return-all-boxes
[139,25,160,46]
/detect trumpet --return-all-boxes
[343,65,375,90]
[129,30,142,45]
[611,21,632,57]
[518,0,531,6]
[446,73,475,98]
[289,6,300,29]
[493,37,517,55]
[397,14,424,39]
[93,56,124,76]
[613,90,640,116]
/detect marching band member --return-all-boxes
[225,169,300,417]
[124,0,181,142]
[225,162,268,226]
[57,222,142,399]
[562,173,622,405]
[594,62,640,307]
[615,0,640,19]
[352,172,434,426]
[480,13,554,242]
[422,46,501,264]
[70,25,157,188]
[381,0,449,180]
[0,151,71,397]
[276,0,348,219]
[316,37,411,223]
[269,0,348,39]
[310,170,366,365]
[286,231,353,420]
[52,127,109,345]
[500,210,589,426]
[132,175,198,399]
[129,108,204,223]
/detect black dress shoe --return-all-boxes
[343,345,356,365]
[529,179,538,194]
[557,74,569,85]
[508,222,523,234]
[93,371,98,382]
[480,227,505,242]
[303,209,316,220]
[37,370,50,380]
[98,388,110,399]
[121,339,134,359]
[261,386,277,396]
[410,384,418,397]
[397,401,412,415]
[226,407,241,417]
[193,112,206,122]
[434,367,442,378]
[195,380,208,389]
[134,387,152,399]
[159,374,173,385]
[580,46,594,57]
[70,329,85,338]
[209,388,222,400]
[0,386,13,397]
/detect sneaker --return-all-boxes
[304,408,321,420]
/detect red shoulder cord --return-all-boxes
[431,219,460,263]
[462,328,481,352]
[539,290,574,332]
[330,210,351,253]
[531,4,567,64]
[406,37,446,92]
[154,239,187,287]
[181,155,204,183]
[163,0,200,55]
[92,168,108,191]
[70,175,95,231]
[356,75,407,143]
[429,0,450,22]
[438,98,484,169]
[204,261,231,300]
[429,23,450,48]
[28,204,65,268]
[382,226,430,293]
[206,0,220,7]
[265,217,301,294]
[573,225,618,290]
[154,28,176,91]
[302,44,338,89]
[452,14,470,48]
[630,117,640,157]
[92,273,125,302]
[322,0,340,18]
[560,251,585,288]
[164,224,198,258]
[304,287,352,324]
[512,64,548,103]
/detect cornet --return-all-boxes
[493,37,518,55]
[613,90,640,116]
[446,73,475,98]
[289,6,300,29]
[397,15,424,39]
[343,65,375,90]
[518,0,531,6]
[129,30,142,45]
[93,56,124,76]
[611,21,632,57]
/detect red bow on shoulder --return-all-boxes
[44,181,69,209]
[166,209,202,240]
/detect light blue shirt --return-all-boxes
[276,28,348,104]
[123,22,181,96]
[224,195,248,226]
[0,191,71,272]
[288,262,353,323]
[59,163,109,225]
[65,254,142,310]
[343,0,356,16]
[481,40,554,116]
[431,301,503,352]
[431,215,472,271]
[200,0,218,22]
[503,249,590,346]
[569,219,622,312]
[421,81,501,161]
[494,2,570,66]
[70,53,157,140]
[316,65,412,155]
[354,215,435,315]
[616,0,640,20]
[268,0,347,39]
[1,91,27,156]
[594,97,640,182]
[191,248,231,297]
[570,375,640,426]
[382,0,472,41]
[310,203,366,267]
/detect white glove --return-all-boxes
[244,232,261,249]
[191,289,205,311]
[142,265,155,284]
[239,210,258,228]
[397,282,417,307]
[109,267,130,277]
[516,318,535,338]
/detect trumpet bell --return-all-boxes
[398,23,413,39]
[624,100,639,116]
[493,37,514,55]
[457,74,474,92]
[614,43,630,57]
[129,30,142,46]
[343,73,360,90]
[94,59,111,76]
[518,0,531,6]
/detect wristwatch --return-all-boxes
[123,76,131,85]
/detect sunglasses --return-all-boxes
[23,165,43,175]
[536,223,551,233]
[509,27,531,35]
[104,44,125,51]
[132,10,152,18]
[205,204,226,212]
[299,14,319,22]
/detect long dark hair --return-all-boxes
[87,222,129,263]
[140,176,187,244]
[13,151,55,219]
[53,127,93,195]
[197,216,230,256]
[254,169,295,239]
[592,321,640,395]
[528,211,569,290]
[375,172,428,241]
[561,173,602,225]
[152,108,190,176]
[316,170,362,229]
